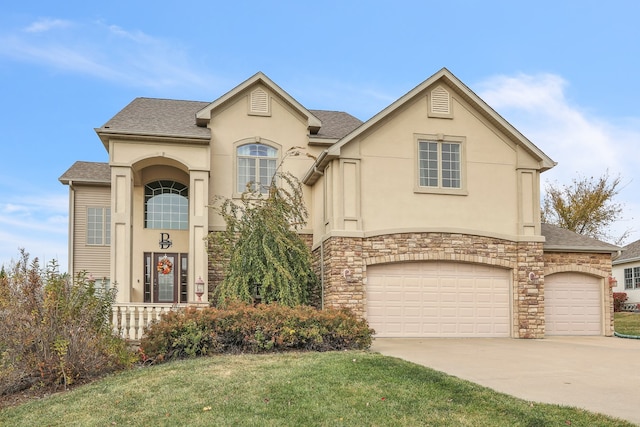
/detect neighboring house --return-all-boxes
[612,239,640,306]
[59,68,620,339]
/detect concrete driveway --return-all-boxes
[371,337,640,425]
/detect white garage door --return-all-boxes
[545,273,602,336]
[366,262,511,337]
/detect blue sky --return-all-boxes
[1,1,639,271]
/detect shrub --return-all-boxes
[139,302,374,363]
[613,292,628,312]
[0,250,136,396]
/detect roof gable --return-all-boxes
[304,68,556,184]
[195,72,322,133]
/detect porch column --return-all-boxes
[110,165,133,303]
[189,169,209,303]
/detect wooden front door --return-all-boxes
[154,253,179,303]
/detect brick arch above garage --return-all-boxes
[544,263,609,279]
[316,232,546,338]
[542,252,613,278]
[364,251,515,270]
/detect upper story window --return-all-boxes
[145,180,188,230]
[624,267,640,290]
[419,140,461,188]
[237,143,277,194]
[415,134,467,195]
[87,207,110,245]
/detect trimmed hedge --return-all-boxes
[139,303,374,363]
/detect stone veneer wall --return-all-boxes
[312,232,546,338]
[207,230,613,338]
[543,251,614,336]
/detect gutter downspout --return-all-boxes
[320,239,324,309]
[68,181,75,276]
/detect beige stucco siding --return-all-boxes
[207,85,322,230]
[326,84,537,239]
[109,140,209,173]
[71,184,111,279]
[105,134,211,303]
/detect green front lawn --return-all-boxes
[615,312,640,336]
[0,351,632,426]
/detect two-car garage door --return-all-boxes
[367,262,511,337]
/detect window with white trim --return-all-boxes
[418,140,461,189]
[237,143,277,194]
[624,267,640,289]
[87,207,110,245]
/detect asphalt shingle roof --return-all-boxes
[59,161,110,184]
[309,110,363,138]
[614,239,640,263]
[541,223,620,253]
[63,100,362,184]
[96,98,363,141]
[98,98,210,138]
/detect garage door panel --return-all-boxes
[494,294,509,304]
[458,307,474,317]
[545,272,602,336]
[404,307,421,316]
[459,293,474,303]
[440,293,458,303]
[367,262,511,337]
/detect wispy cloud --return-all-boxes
[477,72,640,242]
[0,18,222,95]
[0,191,69,270]
[24,18,72,33]
[0,193,68,234]
[477,73,639,180]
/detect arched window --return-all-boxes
[145,180,188,230]
[237,143,277,193]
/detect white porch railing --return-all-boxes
[622,302,640,312]
[112,303,183,341]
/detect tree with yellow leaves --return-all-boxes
[541,171,631,245]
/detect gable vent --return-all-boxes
[430,86,450,115]
[249,88,270,116]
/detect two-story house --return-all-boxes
[60,68,619,340]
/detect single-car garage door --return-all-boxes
[366,262,511,337]
[545,272,602,336]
